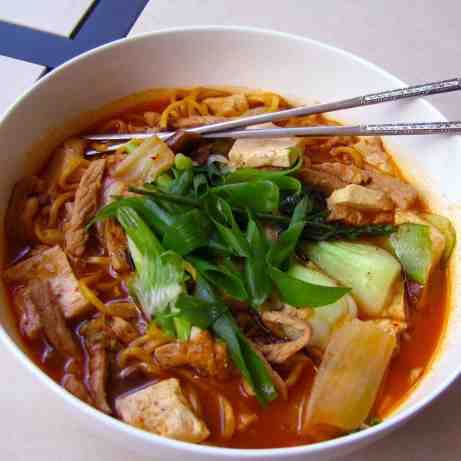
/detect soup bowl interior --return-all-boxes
[0,26,460,461]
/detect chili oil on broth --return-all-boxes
[1,86,451,449]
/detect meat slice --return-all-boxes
[65,159,106,257]
[13,287,42,339]
[80,318,111,413]
[5,176,43,258]
[108,317,139,345]
[256,310,311,363]
[87,343,111,413]
[155,330,230,378]
[62,373,92,404]
[298,167,348,194]
[313,162,370,185]
[301,162,417,209]
[171,115,228,129]
[103,219,129,272]
[365,168,417,210]
[4,245,89,319]
[29,280,79,358]
[116,378,210,443]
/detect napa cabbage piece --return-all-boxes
[303,319,396,433]
[116,207,184,318]
[287,264,357,349]
[113,136,174,185]
[303,241,401,317]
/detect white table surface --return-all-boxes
[1,1,461,460]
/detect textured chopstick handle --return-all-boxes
[360,78,461,106]
[362,121,461,135]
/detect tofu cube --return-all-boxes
[328,184,394,211]
[116,378,210,443]
[228,123,302,168]
[3,245,89,318]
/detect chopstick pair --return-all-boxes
[84,77,461,155]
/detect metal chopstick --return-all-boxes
[84,77,461,143]
[203,121,461,138]
[85,121,461,156]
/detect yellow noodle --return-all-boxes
[48,191,74,227]
[118,346,153,368]
[22,197,39,233]
[95,279,120,291]
[218,395,236,439]
[268,94,280,112]
[58,157,89,190]
[104,302,139,319]
[285,359,308,388]
[80,272,104,286]
[79,279,107,314]
[34,220,62,245]
[331,146,363,168]
[160,99,185,128]
[86,256,112,266]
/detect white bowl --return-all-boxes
[1,26,460,461]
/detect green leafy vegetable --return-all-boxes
[267,197,308,268]
[204,195,250,257]
[213,313,278,406]
[174,153,193,170]
[213,180,280,213]
[88,196,173,235]
[116,207,184,318]
[155,173,173,190]
[193,173,209,199]
[162,209,214,255]
[173,293,227,329]
[187,256,248,300]
[244,217,272,307]
[269,266,350,308]
[173,317,191,342]
[225,155,303,193]
[390,223,432,284]
[193,276,278,405]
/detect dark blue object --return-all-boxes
[0,0,149,69]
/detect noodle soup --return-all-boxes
[2,87,453,448]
